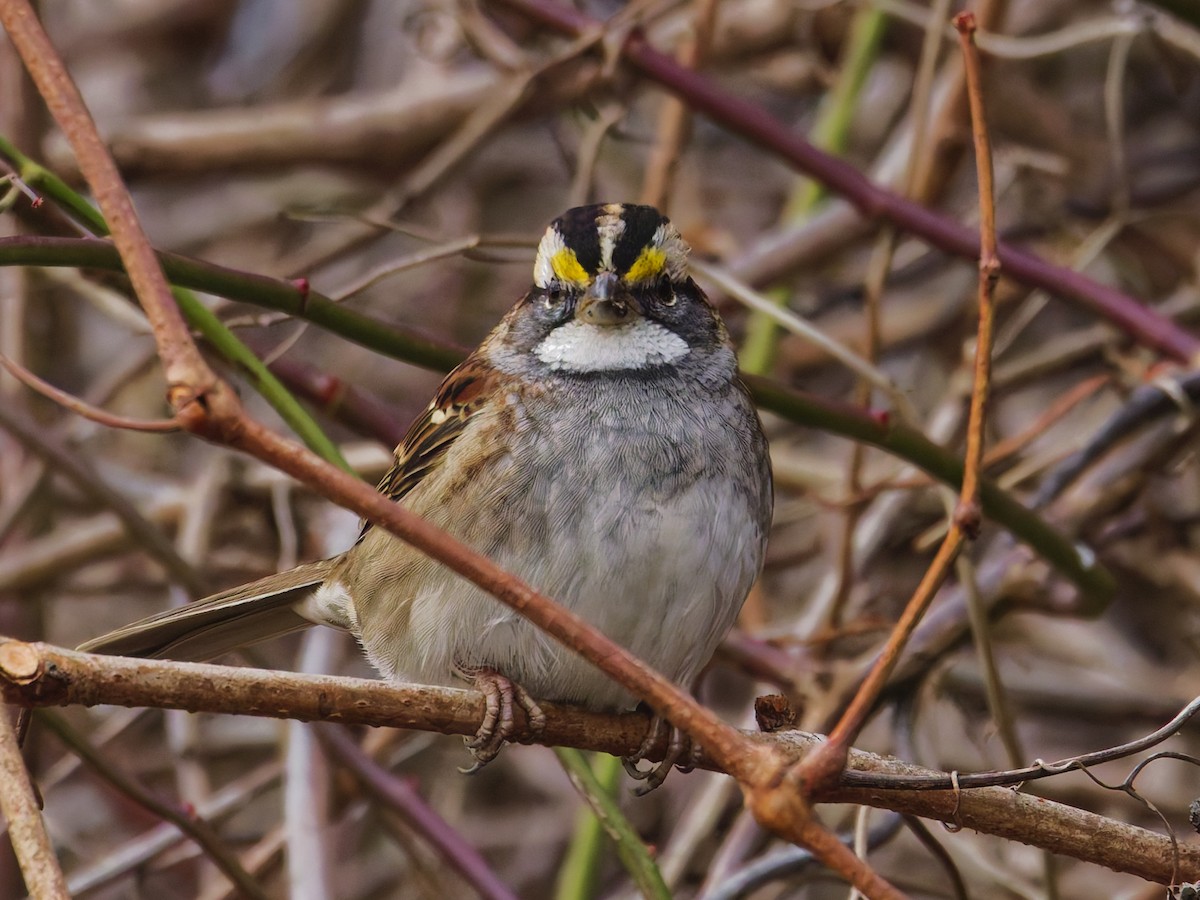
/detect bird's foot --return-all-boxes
[457,666,546,774]
[621,714,703,795]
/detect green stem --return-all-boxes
[170,287,348,468]
[790,8,889,217]
[740,8,888,375]
[555,752,622,900]
[554,749,669,900]
[0,136,350,471]
[0,235,1116,605]
[0,236,463,371]
[744,375,1115,609]
[0,134,107,233]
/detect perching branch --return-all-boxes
[2,639,1196,885]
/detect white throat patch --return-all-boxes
[534,320,689,372]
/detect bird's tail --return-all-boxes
[78,559,336,662]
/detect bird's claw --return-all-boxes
[622,715,702,794]
[458,667,545,774]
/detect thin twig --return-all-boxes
[0,354,181,432]
[0,0,211,397]
[795,10,1004,792]
[953,11,999,530]
[38,711,270,900]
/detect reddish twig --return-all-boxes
[804,533,967,792]
[492,0,1200,365]
[741,769,906,899]
[953,11,999,534]
[317,726,517,900]
[0,354,182,433]
[795,10,1004,794]
[0,0,219,402]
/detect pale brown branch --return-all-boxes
[3,639,1196,885]
[0,704,69,898]
[0,639,661,758]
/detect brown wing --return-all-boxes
[365,360,495,535]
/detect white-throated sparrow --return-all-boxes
[82,202,774,770]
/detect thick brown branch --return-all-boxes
[2,639,1194,885]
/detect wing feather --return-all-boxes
[366,361,496,534]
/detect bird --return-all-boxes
[81,202,774,776]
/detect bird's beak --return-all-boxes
[576,272,640,327]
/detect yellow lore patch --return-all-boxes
[550,248,589,286]
[625,246,666,282]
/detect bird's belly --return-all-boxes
[375,472,761,710]
[350,385,769,711]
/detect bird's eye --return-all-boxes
[656,276,677,307]
[543,286,567,309]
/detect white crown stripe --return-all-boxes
[596,207,625,273]
[533,226,568,289]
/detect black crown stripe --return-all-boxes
[551,206,603,275]
[612,205,668,275]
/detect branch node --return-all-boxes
[953,500,983,538]
[0,640,41,683]
[952,11,977,34]
[754,693,799,732]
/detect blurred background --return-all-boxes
[2,0,1200,896]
